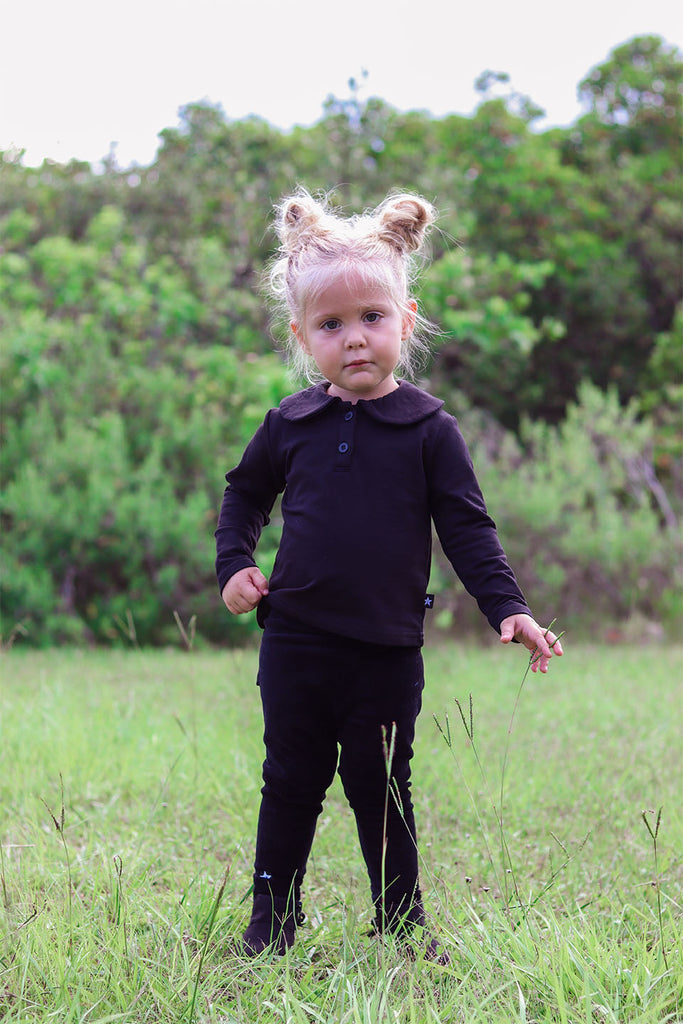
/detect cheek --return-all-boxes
[293,326,311,354]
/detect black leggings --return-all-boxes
[252,614,425,924]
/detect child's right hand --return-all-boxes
[221,567,269,615]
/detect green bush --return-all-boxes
[1,303,291,646]
[433,382,680,638]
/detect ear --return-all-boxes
[291,321,310,354]
[401,300,418,340]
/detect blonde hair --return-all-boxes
[268,189,437,382]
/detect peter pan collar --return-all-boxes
[278,381,444,424]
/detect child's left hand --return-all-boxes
[499,614,564,673]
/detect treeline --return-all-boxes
[1,35,681,646]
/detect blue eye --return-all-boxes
[321,319,340,331]
[364,311,382,323]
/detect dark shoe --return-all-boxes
[242,893,299,956]
[370,904,450,965]
[370,894,426,936]
[408,930,451,965]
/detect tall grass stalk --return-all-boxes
[113,608,138,647]
[174,611,197,652]
[452,691,519,908]
[174,609,200,788]
[112,854,128,961]
[437,623,566,913]
[40,773,73,956]
[0,839,8,917]
[642,806,669,970]
[496,622,564,906]
[184,864,230,1024]
[432,708,505,901]
[379,722,398,936]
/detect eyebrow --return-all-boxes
[312,300,393,317]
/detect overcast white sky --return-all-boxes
[1,0,680,168]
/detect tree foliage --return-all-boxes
[1,36,680,645]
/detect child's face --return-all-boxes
[292,274,416,404]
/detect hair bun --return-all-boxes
[277,192,329,254]
[376,194,436,255]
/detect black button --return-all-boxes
[344,411,354,421]
[338,442,349,453]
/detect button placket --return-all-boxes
[335,407,356,469]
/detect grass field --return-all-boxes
[0,642,681,1022]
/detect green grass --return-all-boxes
[0,643,681,1022]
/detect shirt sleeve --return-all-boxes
[214,411,285,592]
[426,414,532,632]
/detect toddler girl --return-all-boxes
[215,190,562,959]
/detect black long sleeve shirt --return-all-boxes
[215,381,531,646]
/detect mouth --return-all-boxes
[347,360,370,368]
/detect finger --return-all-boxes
[227,586,255,614]
[527,624,564,672]
[543,626,564,653]
[244,580,267,605]
[529,642,549,672]
[531,632,557,665]
[537,645,556,672]
[248,568,269,595]
[546,633,564,656]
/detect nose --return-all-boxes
[344,321,366,348]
